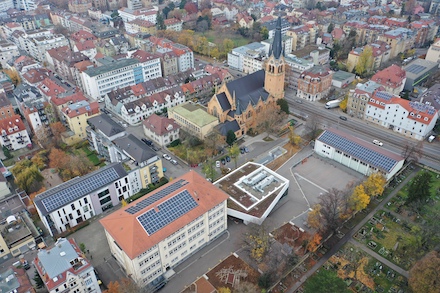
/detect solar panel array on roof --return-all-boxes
[125,179,189,214]
[137,190,198,235]
[409,101,436,115]
[375,91,393,100]
[406,64,426,74]
[318,131,397,172]
[42,168,119,212]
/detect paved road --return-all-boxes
[285,92,440,170]
[287,170,416,292]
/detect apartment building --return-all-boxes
[164,18,182,31]
[0,115,31,150]
[100,171,229,290]
[0,40,19,69]
[286,25,312,51]
[261,17,290,39]
[347,41,391,73]
[426,38,440,63]
[284,54,314,91]
[347,81,382,119]
[227,42,266,72]
[46,46,89,84]
[61,100,100,145]
[365,91,439,140]
[378,28,415,58]
[297,66,333,101]
[130,50,162,80]
[34,163,133,236]
[34,238,101,293]
[370,65,406,95]
[24,34,69,63]
[125,18,157,35]
[149,37,194,73]
[0,91,14,120]
[118,7,157,23]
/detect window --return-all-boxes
[98,189,110,198]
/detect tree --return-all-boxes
[222,39,234,55]
[406,171,432,204]
[235,281,259,293]
[318,188,347,233]
[218,288,231,293]
[243,223,270,262]
[179,0,186,9]
[256,105,287,138]
[202,159,217,181]
[277,98,289,114]
[79,243,86,254]
[288,127,302,146]
[401,141,423,163]
[339,96,348,112]
[363,173,386,197]
[305,114,322,139]
[204,129,221,155]
[156,12,165,30]
[405,0,417,14]
[50,122,66,147]
[260,26,269,40]
[327,23,335,34]
[409,251,440,293]
[304,269,351,293]
[228,143,240,169]
[49,148,70,170]
[3,68,20,86]
[258,273,272,289]
[31,150,48,170]
[14,165,44,193]
[226,130,236,146]
[35,126,53,148]
[350,184,370,212]
[307,233,322,252]
[307,204,323,230]
[355,46,374,77]
[33,271,44,289]
[2,145,12,159]
[104,278,154,293]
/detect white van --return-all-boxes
[373,140,383,146]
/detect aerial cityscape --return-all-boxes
[0,0,439,292]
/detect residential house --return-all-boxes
[34,238,101,293]
[61,100,100,145]
[371,64,406,95]
[143,114,180,147]
[236,12,254,29]
[347,81,382,119]
[0,40,19,69]
[164,18,182,32]
[0,267,34,292]
[46,46,89,83]
[0,91,14,120]
[297,66,333,101]
[426,38,440,63]
[284,54,314,91]
[0,115,31,150]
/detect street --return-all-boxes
[284,91,440,170]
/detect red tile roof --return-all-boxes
[100,171,229,259]
[51,91,87,106]
[62,101,100,118]
[143,113,180,136]
[21,68,50,84]
[0,115,26,134]
[371,64,406,89]
[37,78,67,98]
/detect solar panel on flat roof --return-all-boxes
[42,168,120,212]
[137,189,198,235]
[125,179,189,214]
[406,64,426,74]
[318,131,398,172]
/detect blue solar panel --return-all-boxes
[42,168,120,212]
[318,131,398,172]
[137,190,198,235]
[375,91,393,100]
[126,179,189,214]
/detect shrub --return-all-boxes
[169,139,181,147]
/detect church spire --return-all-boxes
[271,16,283,60]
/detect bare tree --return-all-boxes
[318,188,345,233]
[256,106,287,138]
[401,141,424,163]
[305,114,322,140]
[204,128,222,156]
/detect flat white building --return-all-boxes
[0,0,14,14]
[34,238,101,293]
[100,171,229,290]
[365,91,439,140]
[0,40,19,69]
[23,33,69,63]
[13,0,36,10]
[81,58,162,98]
[315,128,405,181]
[34,163,134,236]
[118,7,157,23]
[227,42,266,72]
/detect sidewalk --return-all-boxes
[287,171,417,292]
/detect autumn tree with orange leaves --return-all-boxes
[104,278,154,293]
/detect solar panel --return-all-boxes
[42,167,120,212]
[375,91,393,101]
[125,179,189,214]
[319,131,397,172]
[137,190,198,235]
[406,64,425,74]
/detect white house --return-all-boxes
[315,128,405,181]
[365,91,439,140]
[142,114,180,147]
[0,115,31,151]
[100,171,229,290]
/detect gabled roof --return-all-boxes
[225,70,269,107]
[0,115,26,135]
[113,134,157,163]
[100,171,229,259]
[34,163,127,216]
[88,114,125,138]
[215,92,230,111]
[216,120,240,136]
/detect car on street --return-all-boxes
[296,99,303,104]
[151,144,160,151]
[141,138,152,146]
[162,154,171,160]
[372,139,383,146]
[339,116,348,121]
[170,159,178,165]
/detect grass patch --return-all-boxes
[263,136,274,142]
[87,153,100,166]
[2,158,15,167]
[196,30,250,47]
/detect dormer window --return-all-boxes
[424,117,428,121]
[8,128,13,133]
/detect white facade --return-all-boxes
[25,34,69,62]
[13,0,36,10]
[315,129,405,181]
[227,42,267,72]
[227,51,243,71]
[0,0,14,13]
[104,201,227,287]
[365,99,439,140]
[0,40,19,68]
[118,7,157,23]
[426,39,440,63]
[175,49,194,73]
[0,125,31,151]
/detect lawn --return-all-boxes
[195,30,250,48]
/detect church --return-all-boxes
[207,17,286,137]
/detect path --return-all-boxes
[287,171,417,292]
[348,239,409,278]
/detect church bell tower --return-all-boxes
[264,16,285,100]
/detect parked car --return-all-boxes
[296,99,303,104]
[141,138,153,146]
[221,158,226,165]
[225,156,231,162]
[372,139,383,146]
[339,116,348,121]
[244,146,249,153]
[240,148,245,154]
[216,161,221,168]
[170,159,178,165]
[162,154,171,160]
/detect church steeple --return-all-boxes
[264,16,285,100]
